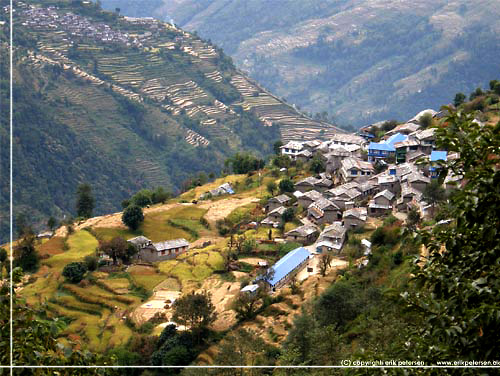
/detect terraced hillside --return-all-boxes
[1,0,343,241]
[114,0,500,125]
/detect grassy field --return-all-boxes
[94,205,210,243]
[128,265,168,291]
[43,230,98,271]
[157,246,225,289]
[38,236,66,257]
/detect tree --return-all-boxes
[281,207,295,223]
[273,140,283,155]
[0,248,7,278]
[151,187,171,204]
[122,205,144,231]
[422,179,446,212]
[225,153,264,174]
[47,216,57,232]
[404,107,500,363]
[272,154,291,169]
[309,156,325,174]
[83,255,98,271]
[266,181,277,196]
[76,183,95,219]
[278,178,294,193]
[99,237,135,265]
[131,189,152,207]
[62,262,87,283]
[232,290,263,320]
[419,112,433,128]
[214,328,278,367]
[172,291,216,340]
[13,232,39,273]
[453,92,466,107]
[406,206,421,232]
[318,253,332,277]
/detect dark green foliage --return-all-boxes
[406,206,421,231]
[266,181,277,195]
[214,328,280,367]
[122,205,144,231]
[469,87,484,100]
[99,237,136,264]
[224,152,264,174]
[76,183,95,219]
[131,189,152,208]
[314,280,362,331]
[172,291,216,339]
[62,262,87,283]
[83,255,98,271]
[309,156,325,174]
[454,92,466,107]
[404,108,500,363]
[13,233,39,273]
[151,325,198,366]
[47,216,57,231]
[278,178,294,193]
[273,140,283,154]
[272,154,292,169]
[419,112,433,128]
[422,179,446,208]
[281,207,295,223]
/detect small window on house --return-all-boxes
[351,170,358,175]
[161,250,165,256]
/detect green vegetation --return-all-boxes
[62,262,88,283]
[44,230,99,271]
[122,205,144,231]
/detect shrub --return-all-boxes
[83,255,98,271]
[62,262,87,283]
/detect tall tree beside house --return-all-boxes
[99,237,136,265]
[76,183,95,219]
[122,205,144,231]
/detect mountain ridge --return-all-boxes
[104,0,500,125]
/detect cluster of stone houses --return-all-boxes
[262,109,460,258]
[20,4,158,48]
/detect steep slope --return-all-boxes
[1,0,342,241]
[103,0,500,125]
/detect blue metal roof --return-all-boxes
[368,142,395,152]
[267,247,310,287]
[430,151,447,162]
[368,133,408,152]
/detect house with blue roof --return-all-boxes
[368,133,408,162]
[262,247,310,291]
[430,151,447,178]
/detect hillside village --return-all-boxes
[2,0,500,371]
[9,103,470,362]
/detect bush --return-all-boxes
[122,205,144,230]
[83,255,98,271]
[62,262,87,283]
